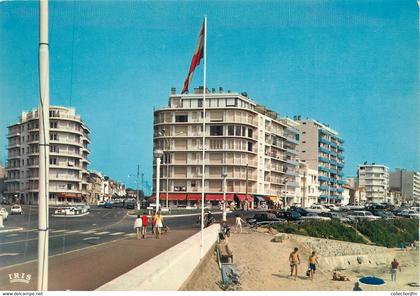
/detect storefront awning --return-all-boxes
[206,193,234,201]
[187,193,202,201]
[236,194,252,201]
[264,196,280,202]
[254,195,266,202]
[149,193,187,202]
[57,193,82,199]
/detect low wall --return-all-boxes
[96,224,220,291]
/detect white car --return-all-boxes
[324,204,340,212]
[347,211,380,221]
[305,204,331,214]
[10,204,23,215]
[301,213,331,221]
[0,208,9,221]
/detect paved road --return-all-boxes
[0,205,256,268]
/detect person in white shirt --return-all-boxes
[235,214,245,233]
[134,214,143,240]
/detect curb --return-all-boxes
[0,227,24,234]
[126,211,228,218]
[52,212,90,218]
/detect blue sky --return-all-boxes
[0,0,419,192]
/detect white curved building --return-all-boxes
[5,106,90,204]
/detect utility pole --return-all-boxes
[302,170,307,208]
[38,0,50,291]
[136,164,140,210]
[245,164,249,210]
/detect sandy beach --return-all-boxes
[182,227,419,291]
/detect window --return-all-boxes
[197,99,203,107]
[49,157,57,165]
[235,126,241,136]
[50,133,58,141]
[191,181,196,188]
[67,183,73,190]
[248,142,253,152]
[303,132,306,134]
[50,121,58,129]
[228,125,234,136]
[175,115,188,122]
[248,128,253,138]
[210,126,223,136]
[226,98,236,107]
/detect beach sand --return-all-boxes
[182,227,419,291]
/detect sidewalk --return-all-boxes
[0,228,197,291]
[0,227,23,234]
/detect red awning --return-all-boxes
[57,193,82,199]
[149,193,187,202]
[236,194,252,201]
[162,193,187,201]
[187,193,202,201]
[206,193,234,201]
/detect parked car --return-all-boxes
[246,213,286,226]
[0,207,9,221]
[323,204,340,212]
[10,204,23,215]
[372,210,395,219]
[126,201,136,209]
[104,200,114,208]
[343,203,365,211]
[319,212,351,223]
[346,211,380,221]
[274,210,302,221]
[97,200,106,207]
[305,204,330,214]
[289,206,309,216]
[54,207,86,216]
[301,212,331,221]
[398,210,419,219]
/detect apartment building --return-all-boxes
[152,87,300,208]
[357,164,389,203]
[389,169,420,204]
[295,162,319,208]
[295,118,345,204]
[5,106,90,204]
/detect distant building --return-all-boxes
[0,164,6,197]
[152,87,300,208]
[5,106,90,204]
[389,169,420,205]
[357,164,389,203]
[295,118,345,204]
[295,162,319,207]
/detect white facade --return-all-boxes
[153,87,300,207]
[389,169,420,204]
[295,162,319,208]
[5,106,90,204]
[357,164,389,203]
[295,118,345,204]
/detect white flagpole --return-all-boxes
[200,16,207,259]
[38,0,50,290]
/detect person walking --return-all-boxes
[152,212,157,236]
[308,251,319,280]
[155,212,163,239]
[133,214,142,240]
[289,247,301,280]
[235,214,245,233]
[141,212,149,239]
[390,258,401,281]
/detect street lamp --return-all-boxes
[159,129,184,210]
[283,177,289,210]
[222,167,228,222]
[154,149,164,213]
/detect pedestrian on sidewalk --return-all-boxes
[307,251,319,280]
[133,214,142,240]
[155,212,163,239]
[289,247,300,280]
[152,211,157,236]
[390,258,401,281]
[141,212,149,239]
[235,214,245,233]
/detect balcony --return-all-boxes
[318,157,329,164]
[319,185,328,191]
[337,154,344,160]
[318,176,329,182]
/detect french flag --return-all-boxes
[181,20,205,94]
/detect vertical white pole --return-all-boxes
[156,157,161,212]
[200,16,207,259]
[38,0,49,291]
